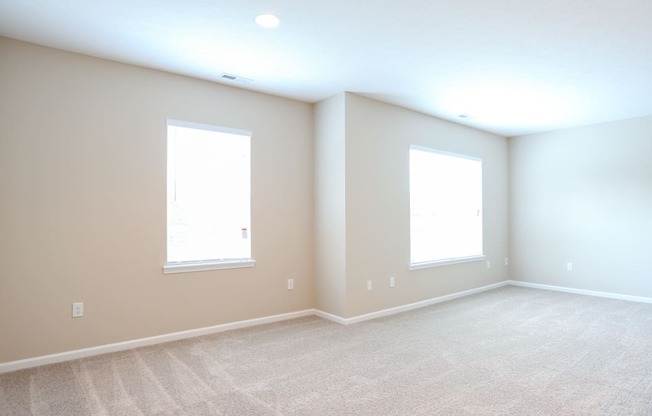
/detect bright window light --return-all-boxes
[409,145,483,266]
[167,120,251,264]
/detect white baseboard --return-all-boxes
[5,279,650,374]
[315,281,509,325]
[0,309,314,374]
[0,282,509,374]
[313,309,349,325]
[507,280,652,304]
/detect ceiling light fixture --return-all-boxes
[255,13,280,28]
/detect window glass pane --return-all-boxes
[409,146,482,264]
[167,122,251,263]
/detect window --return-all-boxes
[409,145,483,268]
[164,120,253,274]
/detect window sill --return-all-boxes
[163,259,255,274]
[409,255,486,270]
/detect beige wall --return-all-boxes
[509,116,652,297]
[1,37,511,364]
[343,94,510,317]
[314,93,510,319]
[314,93,347,316]
[0,38,315,362]
[3,32,651,373]
[3,35,647,364]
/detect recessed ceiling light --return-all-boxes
[255,13,280,28]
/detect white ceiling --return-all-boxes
[2,0,652,137]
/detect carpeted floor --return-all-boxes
[2,286,652,415]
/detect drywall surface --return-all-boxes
[343,94,509,317]
[0,38,314,362]
[314,94,347,316]
[510,116,652,297]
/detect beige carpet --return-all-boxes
[2,286,652,415]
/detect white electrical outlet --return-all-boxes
[389,276,396,288]
[72,302,84,318]
[505,257,509,266]
[567,262,574,271]
[486,261,491,269]
[287,279,294,290]
[367,280,373,291]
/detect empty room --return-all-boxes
[1,0,652,414]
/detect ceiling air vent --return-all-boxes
[220,73,253,83]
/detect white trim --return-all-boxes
[0,283,507,373]
[315,281,509,325]
[0,309,313,374]
[409,255,486,270]
[6,280,652,374]
[409,144,482,162]
[313,309,349,325]
[507,280,652,304]
[345,281,507,324]
[163,259,255,274]
[166,119,251,137]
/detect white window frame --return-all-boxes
[163,119,255,274]
[409,145,485,270]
